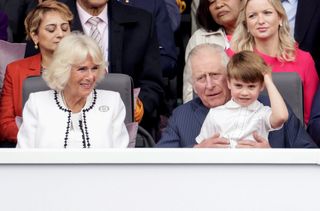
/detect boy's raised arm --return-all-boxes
[264,73,289,128]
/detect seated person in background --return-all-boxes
[183,0,242,103]
[156,43,317,148]
[119,0,178,121]
[307,85,320,147]
[17,33,129,148]
[0,1,73,145]
[230,0,319,125]
[293,0,320,77]
[0,10,8,41]
[120,0,178,79]
[25,0,164,135]
[0,0,36,42]
[196,51,288,148]
[164,0,181,32]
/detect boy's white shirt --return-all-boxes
[196,99,283,148]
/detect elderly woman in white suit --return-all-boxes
[17,33,129,148]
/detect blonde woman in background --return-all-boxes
[230,0,319,124]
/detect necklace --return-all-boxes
[61,91,86,112]
[54,90,97,148]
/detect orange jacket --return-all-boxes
[0,54,41,142]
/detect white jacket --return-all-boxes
[17,89,129,148]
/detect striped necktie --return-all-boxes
[87,17,102,48]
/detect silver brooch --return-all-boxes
[99,105,109,112]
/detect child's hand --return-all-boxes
[263,68,273,84]
[262,66,272,78]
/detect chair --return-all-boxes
[22,73,155,147]
[260,72,304,124]
[23,73,134,124]
[97,73,134,124]
[0,40,26,93]
[136,125,156,147]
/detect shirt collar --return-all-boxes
[282,0,297,4]
[199,28,225,36]
[225,99,261,111]
[76,2,108,25]
[199,28,230,49]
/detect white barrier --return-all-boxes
[0,149,319,211]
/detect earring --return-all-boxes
[34,43,38,49]
[279,22,283,27]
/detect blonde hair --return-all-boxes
[227,51,271,84]
[231,0,296,62]
[43,32,107,91]
[24,0,73,40]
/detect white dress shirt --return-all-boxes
[282,0,298,37]
[196,99,282,148]
[76,2,109,62]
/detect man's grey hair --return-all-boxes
[186,43,229,69]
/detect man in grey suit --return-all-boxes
[156,43,317,148]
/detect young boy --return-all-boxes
[196,51,289,148]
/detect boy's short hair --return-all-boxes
[227,51,271,84]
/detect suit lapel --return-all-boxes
[28,54,42,75]
[64,0,84,32]
[108,0,139,73]
[109,17,124,73]
[71,12,84,32]
[295,0,320,42]
[192,98,209,125]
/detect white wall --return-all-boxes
[0,149,319,211]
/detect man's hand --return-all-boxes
[236,132,271,148]
[194,133,230,148]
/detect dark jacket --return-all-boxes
[25,0,164,130]
[119,0,177,78]
[295,0,320,76]
[307,85,320,147]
